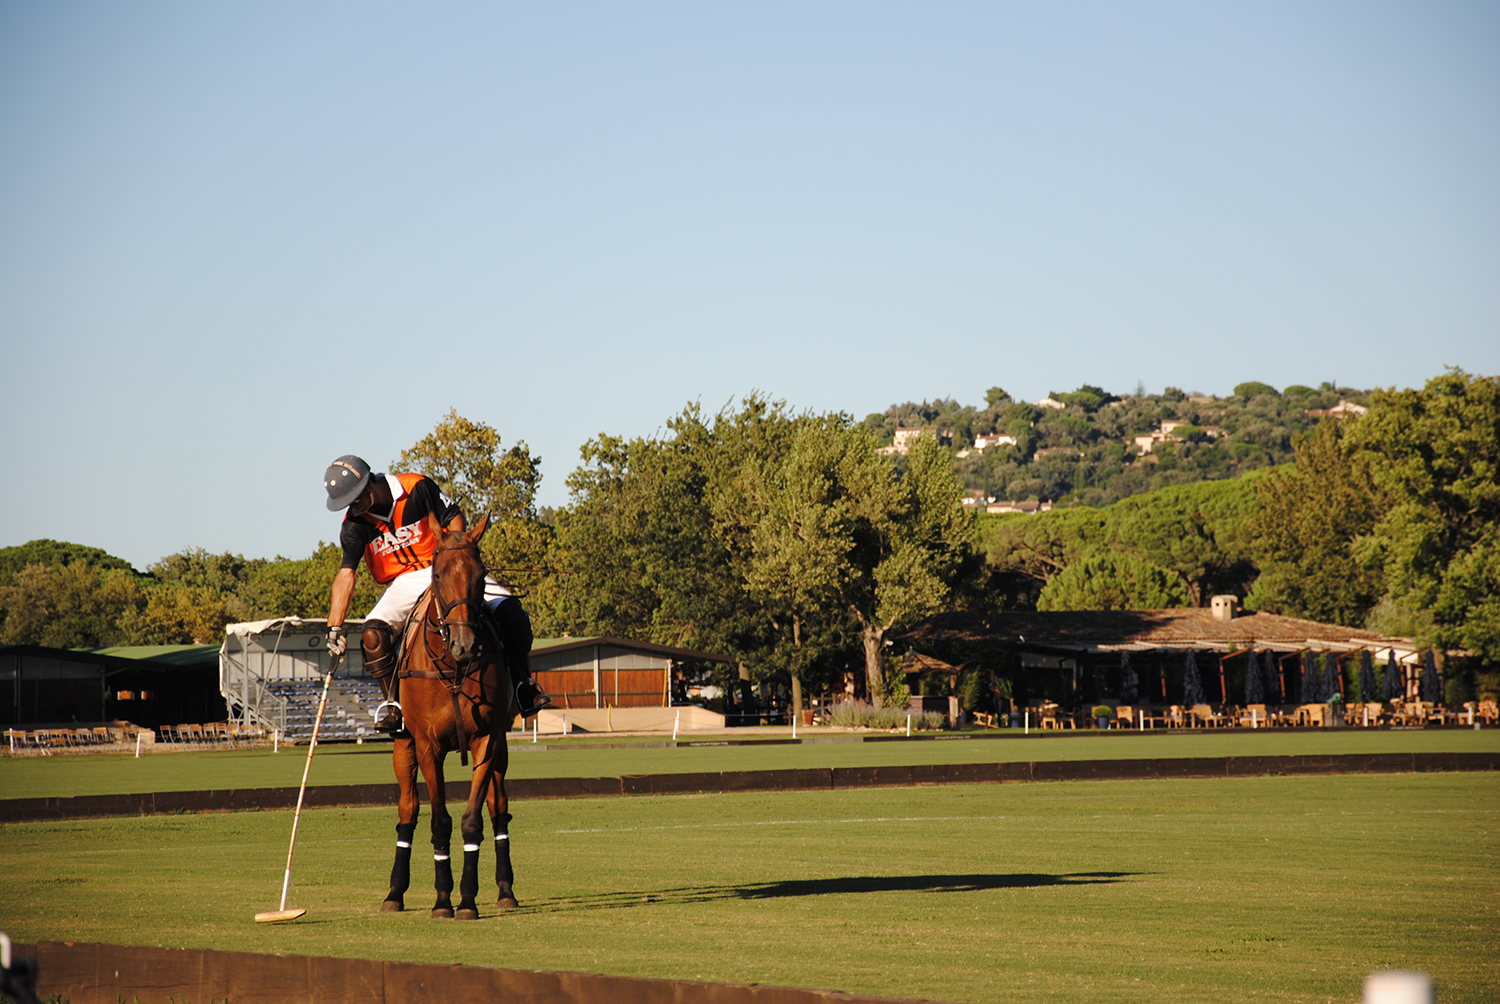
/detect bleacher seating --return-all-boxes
[265,676,386,742]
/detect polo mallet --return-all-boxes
[255,649,341,923]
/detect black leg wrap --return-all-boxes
[388,821,416,900]
[433,853,454,900]
[493,813,515,888]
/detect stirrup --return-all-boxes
[373,700,404,733]
[515,681,552,719]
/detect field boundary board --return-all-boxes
[3,752,1496,823]
[16,940,938,1004]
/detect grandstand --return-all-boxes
[220,618,383,742]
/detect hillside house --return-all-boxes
[1306,399,1368,419]
[877,426,951,456]
[985,500,1053,515]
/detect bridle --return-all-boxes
[426,538,490,666]
[403,533,503,768]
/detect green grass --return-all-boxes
[4,729,1497,800]
[2,773,1495,1003]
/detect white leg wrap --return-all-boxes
[396,840,411,848]
[463,843,480,852]
[495,833,509,841]
[433,853,450,862]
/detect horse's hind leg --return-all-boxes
[418,746,455,919]
[383,733,420,912]
[485,741,518,909]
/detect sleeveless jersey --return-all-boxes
[360,472,442,584]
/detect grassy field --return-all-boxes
[2,772,1496,1003]
[4,728,1497,799]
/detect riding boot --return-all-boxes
[363,620,403,733]
[515,677,552,719]
[488,598,551,718]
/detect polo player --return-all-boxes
[322,454,549,733]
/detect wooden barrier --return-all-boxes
[2,752,1496,824]
[22,941,931,1004]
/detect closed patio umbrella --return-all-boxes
[1420,650,1441,703]
[1324,651,1343,701]
[1359,650,1377,704]
[1183,651,1207,706]
[1244,650,1265,704]
[1263,650,1282,703]
[1119,652,1138,704]
[1301,651,1320,703]
[1383,649,1403,702]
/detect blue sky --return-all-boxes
[2,1,1496,570]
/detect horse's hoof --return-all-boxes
[496,896,519,910]
[455,907,480,921]
[380,898,404,913]
[431,907,455,919]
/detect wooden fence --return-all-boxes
[2,752,1496,824]
[20,940,931,1004]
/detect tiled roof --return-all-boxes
[901,609,1414,654]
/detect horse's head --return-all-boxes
[426,513,491,668]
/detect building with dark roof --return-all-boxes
[0,643,223,727]
[899,605,1423,710]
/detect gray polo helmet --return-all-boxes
[324,455,372,511]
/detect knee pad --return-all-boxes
[363,620,395,679]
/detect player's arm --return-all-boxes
[327,522,366,656]
[415,477,465,531]
[328,567,357,628]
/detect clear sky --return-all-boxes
[2,1,1496,570]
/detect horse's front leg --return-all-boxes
[456,732,497,920]
[484,731,518,909]
[382,733,420,912]
[417,743,455,918]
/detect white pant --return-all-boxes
[365,567,512,635]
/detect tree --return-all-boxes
[393,409,552,592]
[1234,381,1279,399]
[117,584,230,644]
[1037,552,1189,610]
[1107,477,1262,605]
[1350,370,1500,661]
[0,562,145,648]
[1246,420,1386,626]
[743,416,867,714]
[0,540,136,585]
[751,429,971,704]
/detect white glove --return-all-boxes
[327,625,347,658]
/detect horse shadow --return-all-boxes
[520,872,1140,914]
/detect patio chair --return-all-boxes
[1165,705,1187,729]
[1478,699,1498,725]
[1038,701,1061,729]
[1189,704,1228,728]
[1136,705,1167,729]
[1116,705,1135,728]
[1236,704,1268,728]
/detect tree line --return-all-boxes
[2,371,1495,710]
[870,379,1367,507]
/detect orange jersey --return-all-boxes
[358,473,443,584]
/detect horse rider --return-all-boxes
[322,454,550,733]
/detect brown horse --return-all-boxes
[380,513,519,919]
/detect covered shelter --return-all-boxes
[0,642,223,729]
[901,606,1423,712]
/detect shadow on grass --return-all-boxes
[518,872,1139,914]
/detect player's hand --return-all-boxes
[327,625,347,658]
